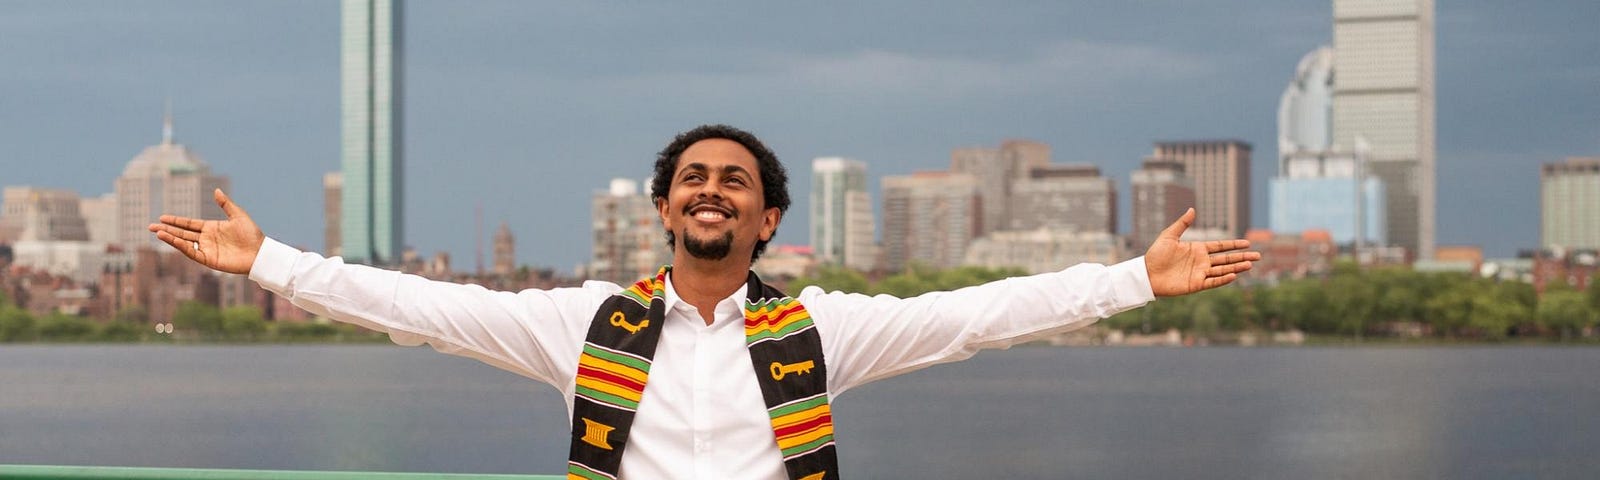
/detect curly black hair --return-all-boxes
[651,124,790,262]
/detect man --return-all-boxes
[149,124,1258,480]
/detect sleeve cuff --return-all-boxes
[1107,256,1156,309]
[248,237,301,293]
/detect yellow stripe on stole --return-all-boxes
[578,353,649,384]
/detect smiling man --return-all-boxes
[150,124,1258,480]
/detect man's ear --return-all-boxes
[656,197,673,231]
[760,207,781,242]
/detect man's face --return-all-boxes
[658,138,780,262]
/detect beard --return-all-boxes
[683,229,735,260]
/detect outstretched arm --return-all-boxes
[1144,208,1260,296]
[147,188,265,275]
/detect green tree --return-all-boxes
[37,312,95,341]
[0,306,37,342]
[221,306,267,340]
[172,301,224,336]
[96,320,146,342]
[789,265,870,294]
[1537,289,1595,340]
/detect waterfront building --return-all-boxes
[114,110,230,251]
[1130,159,1196,249]
[963,229,1128,275]
[1541,157,1600,250]
[494,221,515,277]
[1332,0,1436,259]
[881,172,980,272]
[340,0,404,265]
[1149,140,1252,238]
[589,178,670,284]
[1006,164,1115,235]
[810,157,876,272]
[323,172,342,256]
[1270,151,1386,246]
[950,140,1050,236]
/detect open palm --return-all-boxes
[1145,208,1260,297]
[147,188,265,275]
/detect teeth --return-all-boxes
[695,211,725,220]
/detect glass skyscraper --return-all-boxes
[340,0,403,265]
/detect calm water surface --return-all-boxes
[1,345,1597,479]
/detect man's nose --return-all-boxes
[695,179,725,199]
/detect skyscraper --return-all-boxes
[1149,140,1252,238]
[881,172,980,272]
[949,140,1050,236]
[810,157,876,272]
[590,178,670,284]
[323,172,342,256]
[340,0,403,265]
[1272,46,1386,247]
[115,110,229,251]
[1541,157,1600,250]
[1331,0,1435,259]
[1131,159,1196,249]
[1006,164,1116,234]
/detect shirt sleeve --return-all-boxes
[247,237,612,389]
[802,257,1155,396]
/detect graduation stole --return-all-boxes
[566,266,839,480]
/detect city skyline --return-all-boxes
[2,1,1595,271]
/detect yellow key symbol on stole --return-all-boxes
[770,360,815,380]
[610,311,648,334]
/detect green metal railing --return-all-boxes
[0,465,560,480]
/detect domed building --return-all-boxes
[114,110,230,249]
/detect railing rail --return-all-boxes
[0,465,559,480]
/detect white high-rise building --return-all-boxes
[810,157,876,272]
[589,178,671,284]
[1332,0,1435,259]
[1541,157,1600,250]
[114,110,230,251]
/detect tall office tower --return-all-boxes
[590,178,671,284]
[0,187,90,243]
[1332,0,1435,259]
[1131,159,1197,249]
[881,172,981,272]
[340,0,404,265]
[1149,140,1252,238]
[810,157,876,272]
[1007,164,1116,234]
[115,111,230,250]
[949,140,1050,236]
[1541,157,1600,250]
[323,172,342,256]
[493,221,515,277]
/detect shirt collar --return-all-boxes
[662,270,750,325]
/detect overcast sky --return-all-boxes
[3,1,1596,272]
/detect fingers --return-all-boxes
[1157,208,1195,241]
[1208,251,1260,266]
[155,213,205,232]
[214,188,248,219]
[1206,261,1253,278]
[1204,239,1252,254]
[1202,273,1238,290]
[147,223,201,242]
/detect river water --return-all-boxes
[1,345,1596,479]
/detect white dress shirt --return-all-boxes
[248,237,1155,479]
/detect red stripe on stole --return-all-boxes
[576,365,646,392]
[746,303,807,329]
[773,413,833,439]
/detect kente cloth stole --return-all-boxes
[566,266,839,480]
